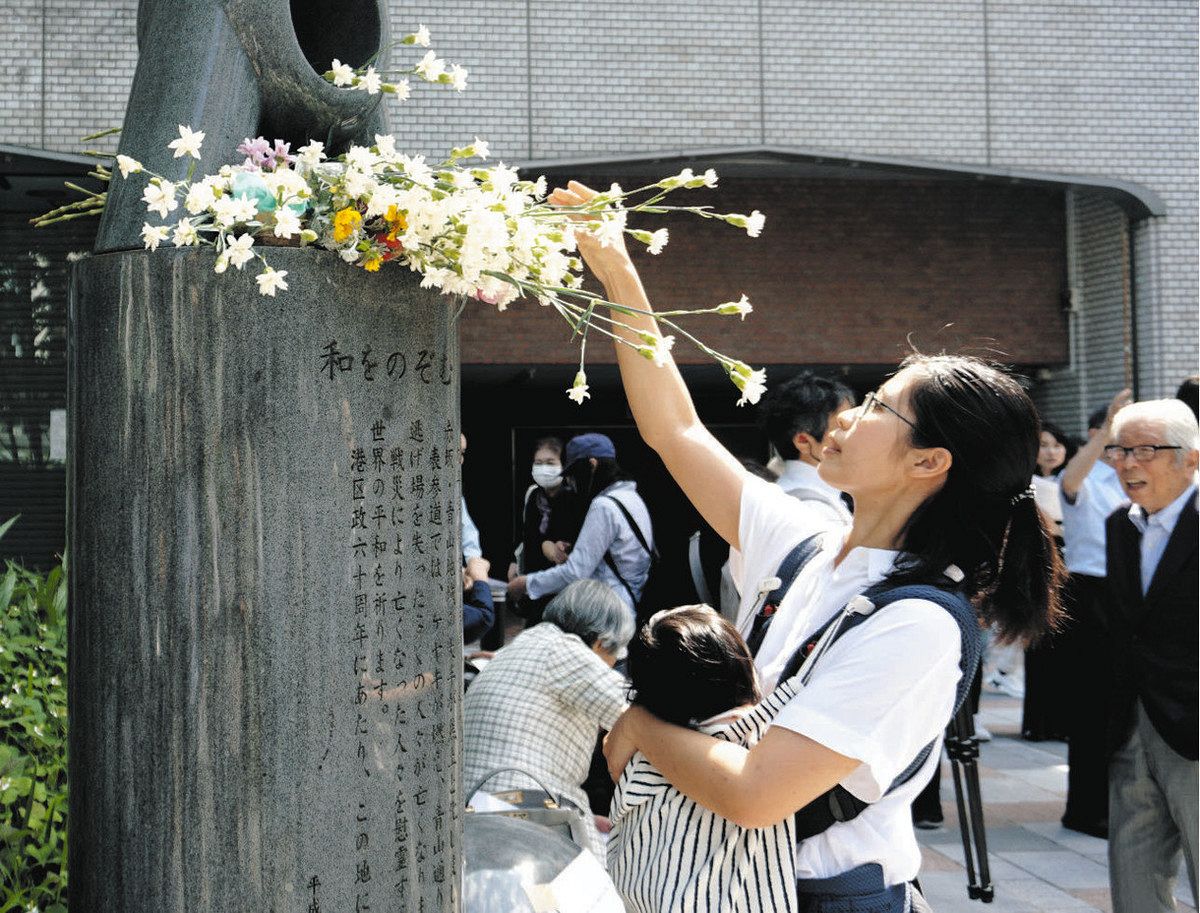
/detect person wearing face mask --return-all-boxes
[507,432,653,619]
[507,437,583,625]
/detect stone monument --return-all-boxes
[68,3,463,911]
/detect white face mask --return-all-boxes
[531,464,562,488]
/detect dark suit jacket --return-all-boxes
[1104,490,1198,760]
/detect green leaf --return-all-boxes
[0,571,15,615]
[49,582,66,632]
[0,516,18,544]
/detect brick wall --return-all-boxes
[459,176,1068,367]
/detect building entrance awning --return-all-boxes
[518,145,1166,222]
[0,144,104,214]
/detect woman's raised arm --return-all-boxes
[551,181,748,548]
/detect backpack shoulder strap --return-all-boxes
[603,551,639,607]
[599,494,653,610]
[601,494,656,559]
[787,582,984,841]
[863,585,982,793]
[745,533,823,657]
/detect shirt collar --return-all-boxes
[1129,483,1196,535]
[827,528,901,584]
[778,460,840,495]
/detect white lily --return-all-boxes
[255,267,289,297]
[330,59,356,87]
[141,222,169,251]
[141,180,178,218]
[717,294,753,320]
[225,233,255,270]
[115,155,142,178]
[167,124,205,160]
[567,371,591,404]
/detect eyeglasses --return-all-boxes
[859,390,917,430]
[1103,444,1182,463]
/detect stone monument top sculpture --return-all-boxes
[97,0,390,253]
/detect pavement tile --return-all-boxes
[924,693,1118,912]
[998,850,1111,890]
[923,841,1033,882]
[1175,873,1198,909]
[998,877,1104,910]
[1069,887,1114,912]
[917,871,1040,913]
[917,693,1200,912]
[919,845,964,873]
[982,801,1070,827]
[967,825,1063,853]
[979,774,1063,804]
[1022,820,1109,854]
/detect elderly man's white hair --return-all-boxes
[1112,398,1200,457]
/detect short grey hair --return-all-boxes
[543,579,635,658]
[1112,399,1200,459]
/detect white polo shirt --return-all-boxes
[737,476,962,887]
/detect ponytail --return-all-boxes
[989,494,1066,644]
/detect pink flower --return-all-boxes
[236,137,273,170]
[271,139,295,170]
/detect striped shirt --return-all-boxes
[607,682,800,913]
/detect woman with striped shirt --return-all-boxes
[549,181,1063,912]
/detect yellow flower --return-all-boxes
[385,205,407,241]
[362,257,383,272]
[333,207,363,242]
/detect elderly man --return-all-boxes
[1103,399,1198,913]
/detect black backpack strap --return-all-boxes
[745,534,823,657]
[788,583,984,841]
[601,494,656,560]
[600,495,655,610]
[603,551,639,606]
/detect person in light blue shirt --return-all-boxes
[507,433,652,616]
[1060,397,1131,578]
[1051,389,1132,838]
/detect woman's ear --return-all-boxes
[910,446,953,482]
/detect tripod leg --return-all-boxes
[948,751,980,893]
[962,758,994,901]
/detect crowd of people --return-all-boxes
[453,181,1198,913]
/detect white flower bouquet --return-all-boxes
[35,27,769,405]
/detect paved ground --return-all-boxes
[916,692,1197,913]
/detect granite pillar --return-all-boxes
[68,247,463,912]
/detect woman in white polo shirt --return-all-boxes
[549,182,1064,911]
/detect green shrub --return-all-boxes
[0,516,68,913]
